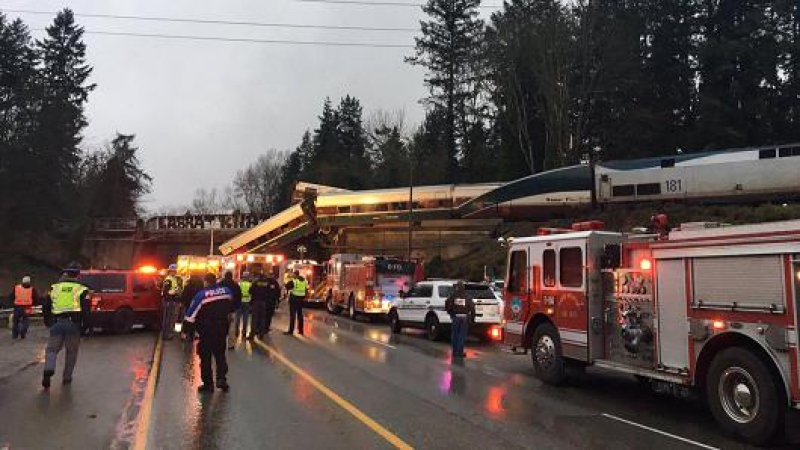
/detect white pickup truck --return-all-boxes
[388,280,503,341]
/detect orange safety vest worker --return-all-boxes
[14,285,34,314]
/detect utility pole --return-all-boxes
[407,150,414,261]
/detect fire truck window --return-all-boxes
[560,247,583,288]
[508,250,528,292]
[543,250,556,287]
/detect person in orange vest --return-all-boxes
[8,275,39,339]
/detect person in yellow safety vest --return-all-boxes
[284,270,307,336]
[161,264,183,340]
[236,273,252,340]
[42,262,90,389]
[8,275,40,339]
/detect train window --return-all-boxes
[543,250,556,287]
[338,206,351,214]
[560,247,583,288]
[636,183,661,196]
[779,146,800,157]
[759,148,776,159]
[660,158,675,168]
[612,185,635,197]
[507,250,528,293]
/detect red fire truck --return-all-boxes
[325,254,423,319]
[282,259,326,304]
[503,219,800,444]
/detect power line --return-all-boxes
[31,28,415,48]
[1,8,418,32]
[294,0,502,8]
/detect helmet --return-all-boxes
[21,275,31,285]
[242,271,251,278]
[168,264,177,272]
[63,262,81,275]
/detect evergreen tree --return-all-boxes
[372,125,408,188]
[33,8,95,219]
[336,95,371,189]
[85,134,151,217]
[407,0,485,181]
[0,15,38,232]
[409,108,452,186]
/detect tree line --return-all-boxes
[0,10,150,244]
[227,0,800,215]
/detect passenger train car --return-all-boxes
[221,143,800,255]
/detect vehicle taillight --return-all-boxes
[91,296,102,309]
[489,326,503,340]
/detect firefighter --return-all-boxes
[236,272,252,339]
[445,281,475,359]
[8,275,39,339]
[249,267,281,339]
[161,264,183,340]
[284,270,307,336]
[42,263,90,389]
[219,271,242,349]
[185,273,233,393]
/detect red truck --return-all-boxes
[77,268,162,334]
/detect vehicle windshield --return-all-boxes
[77,273,126,293]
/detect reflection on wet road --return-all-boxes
[143,308,800,450]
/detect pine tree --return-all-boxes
[336,95,371,189]
[372,125,408,188]
[87,134,151,217]
[0,15,38,232]
[33,8,95,219]
[407,0,485,181]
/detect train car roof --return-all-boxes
[598,142,800,171]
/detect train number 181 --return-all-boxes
[665,179,683,193]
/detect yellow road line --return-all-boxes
[254,338,413,450]
[132,335,164,450]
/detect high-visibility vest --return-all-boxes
[14,285,34,314]
[165,275,182,296]
[239,280,252,303]
[50,282,87,315]
[291,278,307,297]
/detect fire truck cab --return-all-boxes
[504,220,800,445]
[282,260,325,304]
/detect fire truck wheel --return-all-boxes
[112,308,134,334]
[531,323,565,385]
[326,293,341,315]
[706,347,785,445]
[388,310,402,333]
[348,295,357,319]
[425,314,443,341]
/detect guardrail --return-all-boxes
[0,306,43,328]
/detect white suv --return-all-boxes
[388,280,502,341]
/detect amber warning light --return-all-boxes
[138,265,157,274]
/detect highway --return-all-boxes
[2,309,799,449]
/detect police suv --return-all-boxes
[388,280,503,341]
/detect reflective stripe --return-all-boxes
[291,278,307,297]
[50,282,86,315]
[165,276,182,296]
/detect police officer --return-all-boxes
[445,281,475,359]
[185,273,233,393]
[284,270,307,336]
[236,272,252,339]
[8,275,39,339]
[249,268,281,339]
[42,263,90,389]
[161,264,183,339]
[180,274,204,341]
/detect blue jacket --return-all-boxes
[185,284,232,337]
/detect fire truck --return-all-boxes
[282,260,326,304]
[325,254,422,319]
[176,255,224,279]
[503,219,800,444]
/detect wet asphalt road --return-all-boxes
[2,310,800,449]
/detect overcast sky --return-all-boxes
[2,1,499,212]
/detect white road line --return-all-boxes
[601,413,720,450]
[364,337,397,349]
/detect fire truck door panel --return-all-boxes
[793,256,800,396]
[692,255,785,310]
[656,259,689,371]
[606,269,656,369]
[504,249,530,345]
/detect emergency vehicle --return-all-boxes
[502,219,800,444]
[222,253,284,280]
[389,280,503,341]
[282,259,326,304]
[325,254,422,319]
[175,255,223,280]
